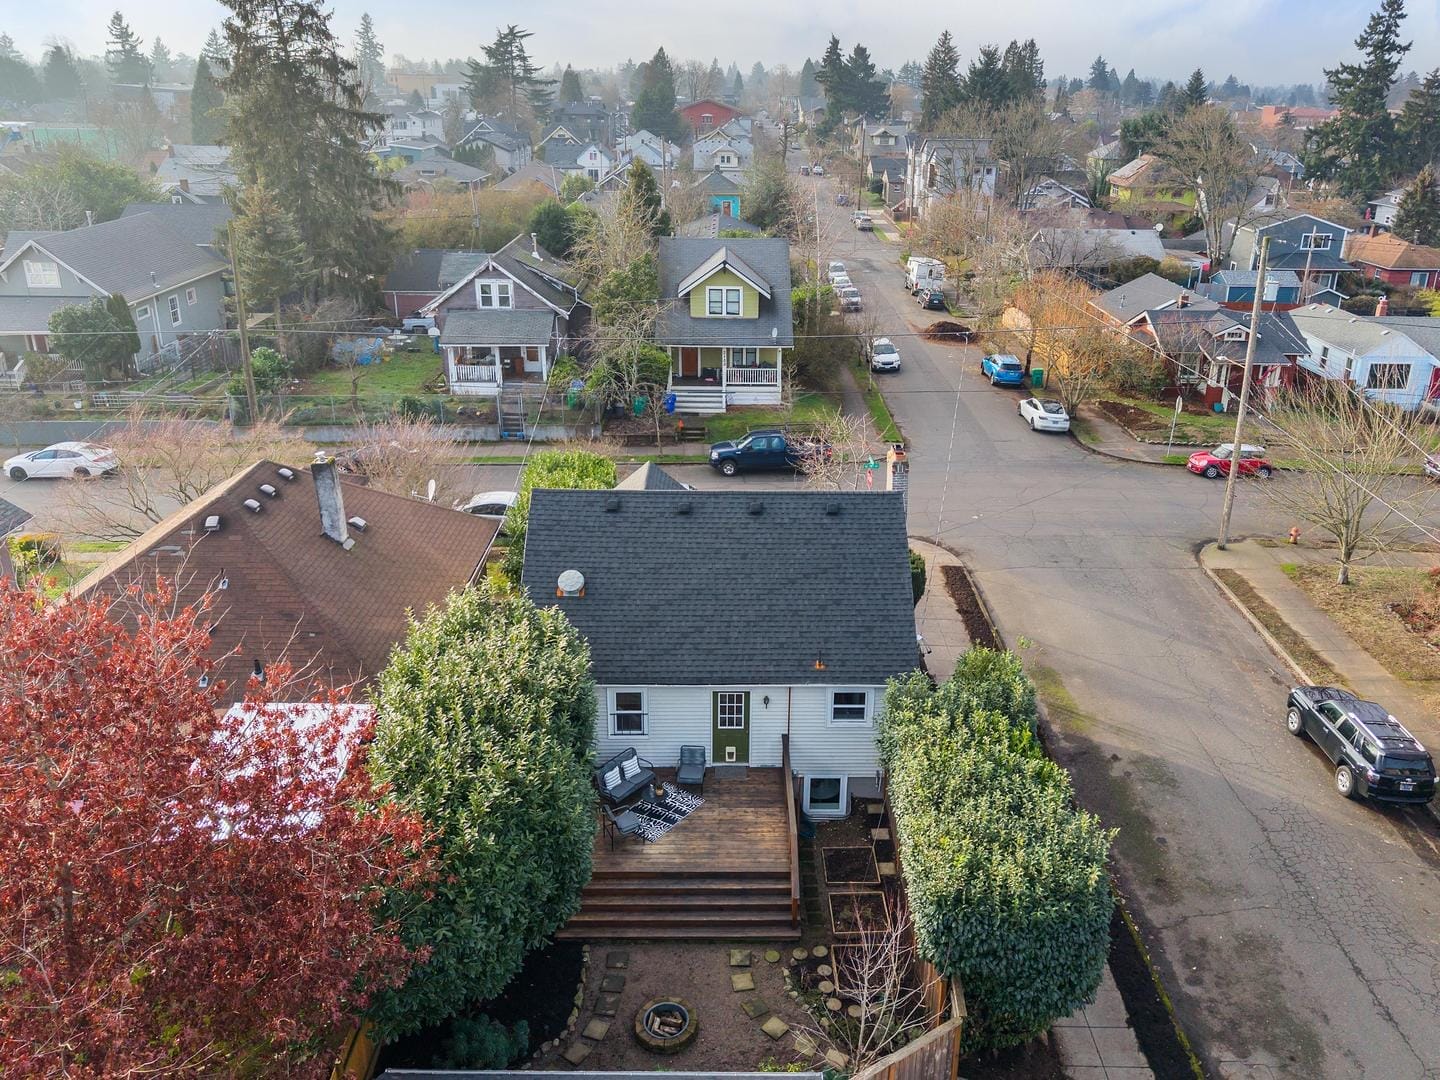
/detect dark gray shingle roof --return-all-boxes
[439,308,556,345]
[656,237,794,348]
[615,462,687,490]
[22,213,227,300]
[1091,273,1216,322]
[521,490,916,685]
[118,202,232,250]
[385,249,488,293]
[0,496,32,535]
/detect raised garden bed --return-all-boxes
[828,890,891,936]
[823,846,879,886]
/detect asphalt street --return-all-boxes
[811,179,1440,1080]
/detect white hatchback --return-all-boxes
[1017,398,1071,433]
[4,441,118,480]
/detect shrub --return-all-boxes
[439,1015,530,1069]
[879,655,1114,1053]
[366,580,598,1036]
[908,549,926,605]
[500,449,617,581]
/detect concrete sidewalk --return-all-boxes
[1053,965,1156,1080]
[909,538,971,678]
[1073,406,1202,466]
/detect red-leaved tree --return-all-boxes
[0,579,432,1077]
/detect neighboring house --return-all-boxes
[693,166,744,217]
[904,136,997,221]
[0,212,229,369]
[551,99,612,145]
[536,124,583,165]
[1089,272,1218,330]
[457,119,532,172]
[678,98,743,137]
[375,137,451,165]
[519,482,917,815]
[1086,139,1124,171]
[0,496,33,583]
[72,457,498,705]
[1368,188,1404,229]
[381,249,488,318]
[380,106,445,146]
[655,237,792,414]
[423,234,589,397]
[1143,306,1308,407]
[1028,226,1166,271]
[1107,154,1197,229]
[1345,231,1440,291]
[151,143,237,201]
[1260,147,1305,184]
[692,121,753,172]
[1020,175,1092,213]
[853,120,909,155]
[118,201,232,254]
[1288,303,1440,410]
[614,129,682,170]
[677,211,763,238]
[868,155,906,205]
[574,143,615,182]
[493,161,564,196]
[1254,105,1337,130]
[1227,212,1353,304]
[393,156,490,191]
[1204,269,1304,307]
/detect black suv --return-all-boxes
[1285,686,1436,803]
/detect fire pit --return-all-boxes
[633,997,698,1053]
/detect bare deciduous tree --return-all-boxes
[1009,271,1136,415]
[569,189,657,285]
[1157,105,1265,267]
[796,411,875,490]
[1261,385,1432,585]
[342,412,465,506]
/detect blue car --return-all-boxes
[981,354,1027,387]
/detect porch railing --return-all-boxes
[781,733,800,928]
[0,354,27,391]
[726,366,779,386]
[453,363,499,383]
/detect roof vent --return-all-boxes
[277,467,296,481]
[243,498,262,513]
[676,500,693,515]
[825,502,842,516]
[604,496,621,512]
[155,544,183,556]
[203,515,221,532]
[347,515,368,532]
[259,483,278,498]
[556,569,586,597]
[748,500,764,516]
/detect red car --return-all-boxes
[1187,443,1273,479]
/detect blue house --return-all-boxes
[1205,269,1303,307]
[694,166,743,217]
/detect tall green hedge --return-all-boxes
[366,580,598,1036]
[880,654,1113,1052]
[501,449,617,581]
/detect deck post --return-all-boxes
[782,733,801,928]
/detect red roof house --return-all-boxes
[678,99,742,137]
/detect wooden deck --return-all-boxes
[558,767,800,940]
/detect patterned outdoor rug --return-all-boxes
[631,783,704,843]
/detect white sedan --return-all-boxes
[1017,398,1071,433]
[458,489,518,520]
[4,441,118,480]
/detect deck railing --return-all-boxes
[781,733,801,927]
[726,366,779,386]
[453,363,499,383]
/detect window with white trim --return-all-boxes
[185,286,198,305]
[1300,231,1333,251]
[729,346,759,366]
[715,691,746,729]
[706,286,742,316]
[168,295,182,326]
[477,280,512,308]
[1367,362,1410,391]
[135,303,152,322]
[23,259,60,288]
[804,776,845,815]
[609,689,647,735]
[830,689,871,725]
[1412,271,1430,287]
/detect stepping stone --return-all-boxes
[600,973,625,994]
[812,945,829,958]
[847,1005,862,1019]
[865,802,884,815]
[825,1048,850,1069]
[817,964,832,976]
[742,997,771,1019]
[870,828,890,842]
[731,971,755,992]
[818,980,835,994]
[765,949,781,963]
[605,950,629,970]
[794,1032,818,1056]
[582,1018,611,1041]
[729,948,752,968]
[825,997,842,1012]
[761,1015,791,1040]
[792,947,809,960]
[878,862,897,877]
[594,992,620,1017]
[562,1041,593,1066]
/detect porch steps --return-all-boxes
[669,385,728,415]
[497,391,527,438]
[557,868,798,941]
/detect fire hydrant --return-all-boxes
[1288,526,1301,545]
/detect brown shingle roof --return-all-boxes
[73,460,497,704]
[1345,231,1440,271]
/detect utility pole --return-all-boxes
[226,220,260,425]
[1217,236,1269,549]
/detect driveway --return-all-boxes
[809,177,1440,1079]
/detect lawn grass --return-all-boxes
[1213,568,1346,687]
[296,349,441,398]
[703,392,838,443]
[862,385,902,444]
[1105,395,1237,443]
[1069,417,1102,448]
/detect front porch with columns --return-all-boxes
[442,343,551,397]
[666,344,784,409]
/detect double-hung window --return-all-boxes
[168,295,182,326]
[610,689,647,736]
[1367,362,1409,391]
[707,286,741,316]
[23,259,60,288]
[1300,231,1333,251]
[730,346,758,366]
[185,287,198,305]
[830,689,871,725]
[477,280,512,308]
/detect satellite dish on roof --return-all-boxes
[427,478,437,503]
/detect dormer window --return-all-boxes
[707,286,742,316]
[477,280,512,308]
[1300,231,1333,251]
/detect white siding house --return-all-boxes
[1288,304,1440,410]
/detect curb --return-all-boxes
[1068,428,1184,469]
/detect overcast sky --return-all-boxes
[8,0,1439,86]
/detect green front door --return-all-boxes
[712,691,750,764]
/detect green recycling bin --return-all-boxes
[633,395,648,416]
[1031,368,1045,389]
[566,389,579,408]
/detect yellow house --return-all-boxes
[656,238,793,414]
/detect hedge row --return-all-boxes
[500,449,617,581]
[880,649,1114,1052]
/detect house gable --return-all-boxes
[687,267,761,318]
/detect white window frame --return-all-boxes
[168,295,182,326]
[476,279,513,309]
[803,775,847,816]
[608,688,648,737]
[185,286,198,305]
[135,304,152,322]
[715,690,746,730]
[1412,271,1430,287]
[704,285,742,317]
[1300,230,1333,251]
[829,688,872,726]
[729,346,759,366]
[1366,362,1410,391]
[23,259,61,289]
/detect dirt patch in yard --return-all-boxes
[822,847,879,885]
[943,564,1001,650]
[1096,398,1166,436]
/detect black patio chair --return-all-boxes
[602,804,650,850]
[676,745,707,793]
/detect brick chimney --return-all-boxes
[311,454,353,549]
[178,177,189,193]
[1177,292,1189,309]
[1376,294,1390,316]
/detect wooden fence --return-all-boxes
[853,1009,965,1080]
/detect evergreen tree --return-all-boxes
[104,293,141,360]
[1067,77,1083,94]
[406,88,423,109]
[748,61,767,97]
[1157,80,1180,112]
[189,55,224,143]
[42,45,82,100]
[1181,68,1208,111]
[202,28,229,69]
[466,25,553,128]
[1397,69,1440,171]
[1305,0,1410,198]
[846,44,889,119]
[707,58,725,98]
[622,159,670,236]
[1392,164,1440,245]
[0,34,17,62]
[0,51,42,104]
[1120,68,1140,104]
[896,60,923,89]
[731,70,743,101]
[558,64,583,104]
[1053,78,1071,117]
[631,48,683,142]
[354,13,385,96]
[1135,78,1154,107]
[1001,39,1044,104]
[149,38,172,80]
[1087,56,1112,95]
[798,58,818,98]
[220,0,395,300]
[964,46,1010,110]
[231,178,310,314]
[919,30,962,129]
[105,12,151,84]
[814,35,847,133]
